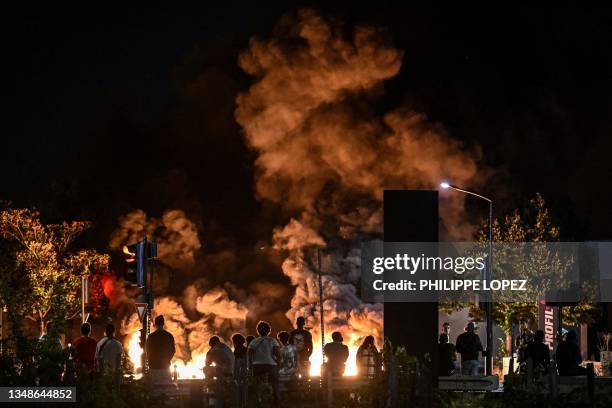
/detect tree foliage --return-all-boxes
[0,208,109,334]
[441,194,600,342]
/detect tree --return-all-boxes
[440,194,600,353]
[0,208,109,335]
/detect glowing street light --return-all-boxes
[440,181,494,376]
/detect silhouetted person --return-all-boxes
[39,322,63,349]
[206,336,235,408]
[516,319,534,365]
[38,322,64,386]
[95,323,123,389]
[277,331,298,377]
[232,333,248,376]
[248,321,280,407]
[206,336,235,376]
[147,316,176,370]
[556,330,586,376]
[232,333,248,408]
[456,322,483,376]
[72,322,97,373]
[438,333,457,376]
[356,335,381,379]
[246,335,255,347]
[323,332,349,377]
[290,316,313,377]
[524,330,550,373]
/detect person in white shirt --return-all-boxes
[248,321,280,407]
[95,323,123,389]
[277,331,298,377]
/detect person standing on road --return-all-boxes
[146,315,176,383]
[289,317,313,377]
[556,330,586,376]
[323,332,349,377]
[206,336,235,408]
[455,322,483,376]
[437,333,457,376]
[356,335,381,379]
[72,322,97,374]
[524,330,550,373]
[95,324,123,389]
[248,321,280,407]
[232,333,248,408]
[277,331,298,377]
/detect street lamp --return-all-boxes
[440,182,494,376]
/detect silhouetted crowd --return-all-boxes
[437,320,587,377]
[38,313,381,407]
[36,320,126,388]
[203,317,382,407]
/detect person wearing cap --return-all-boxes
[146,315,176,383]
[455,322,483,376]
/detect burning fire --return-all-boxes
[126,331,361,379]
[309,339,359,377]
[127,330,143,376]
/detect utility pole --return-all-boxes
[317,248,325,353]
[317,249,333,407]
[81,275,89,324]
[141,236,149,374]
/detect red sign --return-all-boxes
[538,301,559,351]
[135,302,148,322]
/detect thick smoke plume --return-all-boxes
[110,209,202,270]
[110,209,248,365]
[236,9,481,345]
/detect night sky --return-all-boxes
[4,1,612,250]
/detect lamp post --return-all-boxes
[440,182,494,376]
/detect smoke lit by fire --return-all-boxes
[236,7,479,371]
[108,9,480,379]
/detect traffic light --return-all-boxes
[123,239,157,288]
[123,241,145,287]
